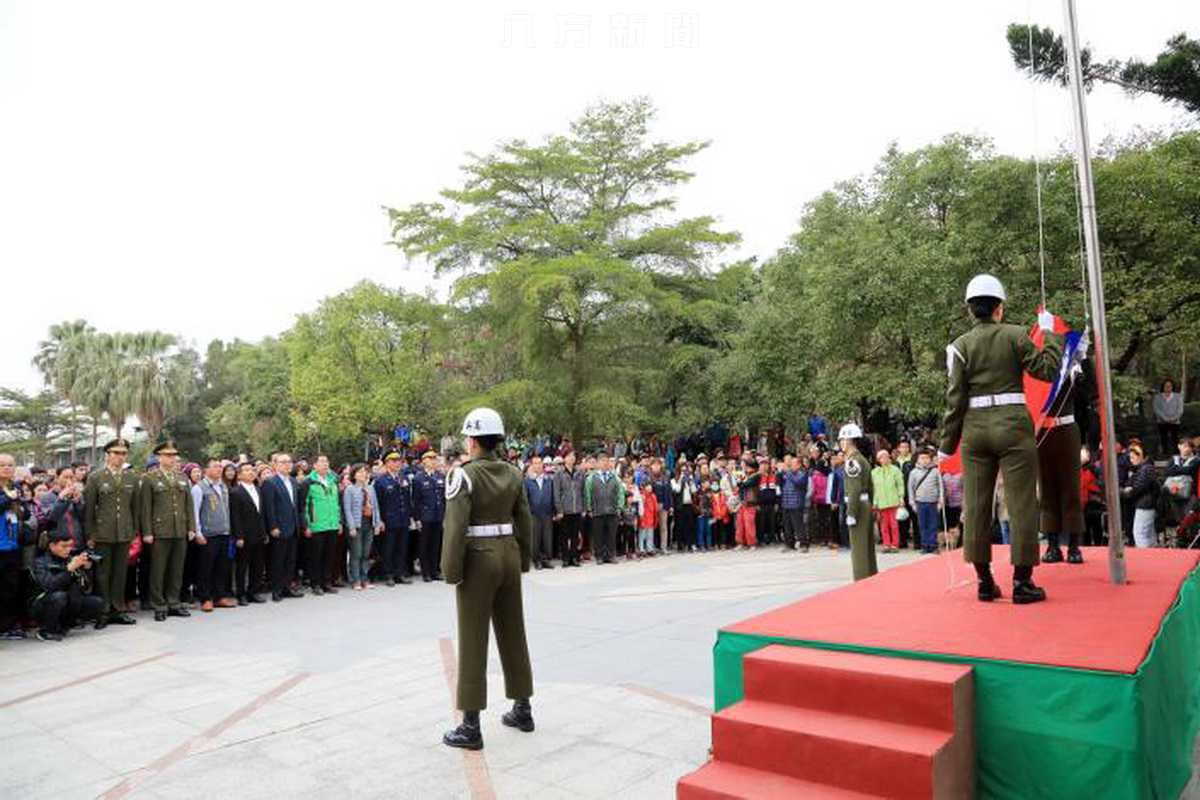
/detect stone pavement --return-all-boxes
[3,546,1195,799]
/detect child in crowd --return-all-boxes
[619,479,639,560]
[637,482,658,557]
[695,479,713,551]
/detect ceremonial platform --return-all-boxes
[680,547,1200,799]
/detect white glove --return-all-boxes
[1038,309,1055,333]
[846,516,856,527]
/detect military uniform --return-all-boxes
[1039,362,1087,563]
[941,320,1062,570]
[83,461,140,618]
[140,459,197,615]
[442,452,534,712]
[843,450,877,581]
[413,455,446,582]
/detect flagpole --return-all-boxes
[1061,0,1125,584]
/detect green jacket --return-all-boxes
[441,453,532,584]
[843,451,874,522]
[83,467,139,543]
[304,470,341,532]
[139,468,196,539]
[871,464,905,510]
[940,319,1063,454]
[583,471,626,515]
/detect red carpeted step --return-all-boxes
[712,700,955,798]
[678,761,887,800]
[742,645,972,731]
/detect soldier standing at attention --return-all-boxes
[442,408,535,751]
[839,423,877,581]
[939,274,1063,604]
[1040,349,1090,565]
[83,438,139,627]
[412,450,446,582]
[139,441,198,621]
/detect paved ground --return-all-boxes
[3,546,1197,799]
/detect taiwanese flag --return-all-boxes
[939,312,1079,476]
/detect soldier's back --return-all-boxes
[462,459,523,525]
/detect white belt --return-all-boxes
[1045,414,1075,429]
[467,523,513,538]
[968,393,1026,409]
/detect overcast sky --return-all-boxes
[1,1,1192,392]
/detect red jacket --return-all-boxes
[1080,467,1101,508]
[638,489,658,529]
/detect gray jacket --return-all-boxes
[553,467,586,515]
[342,483,381,530]
[192,479,230,536]
[907,465,943,505]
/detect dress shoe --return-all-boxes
[1066,547,1084,564]
[109,613,137,625]
[1013,580,1047,604]
[311,586,325,596]
[443,711,483,750]
[282,588,304,598]
[248,594,266,604]
[154,610,168,621]
[272,592,283,603]
[386,577,395,587]
[216,598,238,608]
[237,596,249,607]
[533,562,542,570]
[396,576,411,585]
[501,700,535,733]
[323,586,338,595]
[423,575,433,582]
[1043,545,1063,563]
[541,562,554,570]
[94,617,109,630]
[978,581,1003,602]
[201,600,214,612]
[168,607,191,618]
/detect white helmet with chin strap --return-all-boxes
[965,274,1007,302]
[838,422,863,441]
[461,407,505,437]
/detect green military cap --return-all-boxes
[103,438,132,453]
[153,440,180,456]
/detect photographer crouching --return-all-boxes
[29,529,105,641]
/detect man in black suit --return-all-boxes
[261,452,304,602]
[230,461,268,604]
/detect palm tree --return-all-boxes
[32,320,94,461]
[72,333,133,441]
[121,332,191,442]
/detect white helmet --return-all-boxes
[965,274,1006,302]
[461,407,505,437]
[838,422,863,440]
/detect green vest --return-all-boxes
[305,471,341,532]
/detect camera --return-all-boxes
[72,548,103,564]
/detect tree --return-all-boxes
[203,338,292,458]
[387,98,739,443]
[0,389,78,465]
[121,332,194,442]
[32,320,94,461]
[1007,25,1200,115]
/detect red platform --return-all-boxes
[727,546,1200,673]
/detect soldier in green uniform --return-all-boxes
[83,438,139,627]
[442,407,535,751]
[139,441,197,621]
[839,422,878,581]
[1040,350,1088,565]
[939,274,1063,604]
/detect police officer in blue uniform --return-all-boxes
[412,450,446,582]
[374,451,413,586]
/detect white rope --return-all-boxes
[1026,13,1049,309]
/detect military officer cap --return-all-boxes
[103,438,132,453]
[152,440,180,455]
[965,274,1007,302]
[384,451,403,462]
[421,450,439,461]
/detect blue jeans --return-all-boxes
[696,516,712,549]
[916,502,940,551]
[999,520,1011,544]
[348,526,375,583]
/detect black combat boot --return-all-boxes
[501,699,535,733]
[975,563,1002,602]
[443,710,483,750]
[1042,533,1063,563]
[1066,533,1084,564]
[1013,565,1047,605]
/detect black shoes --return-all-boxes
[272,592,283,603]
[94,617,108,630]
[37,630,64,642]
[501,700,535,733]
[323,586,338,594]
[978,581,1003,602]
[248,594,266,604]
[168,607,191,618]
[237,596,249,606]
[282,588,304,598]
[154,610,168,621]
[1043,545,1064,563]
[1013,580,1047,604]
[443,711,483,750]
[312,586,325,596]
[1066,547,1084,564]
[541,562,554,570]
[110,612,137,625]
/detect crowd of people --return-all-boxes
[0,414,1197,644]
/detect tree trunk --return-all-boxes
[1114,331,1142,374]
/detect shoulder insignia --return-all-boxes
[845,459,862,479]
[446,467,472,500]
